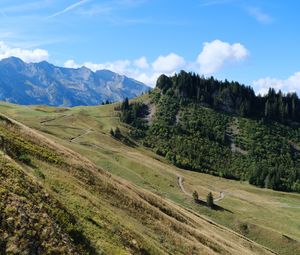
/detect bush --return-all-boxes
[18,154,31,165]
[33,168,45,179]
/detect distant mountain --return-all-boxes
[0,57,149,106]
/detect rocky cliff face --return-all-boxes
[0,57,149,106]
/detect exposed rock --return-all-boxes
[0,57,149,106]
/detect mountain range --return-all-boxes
[0,57,149,106]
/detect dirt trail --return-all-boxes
[40,114,72,124]
[176,174,190,196]
[39,113,95,143]
[214,192,225,202]
[70,128,93,143]
[176,173,225,203]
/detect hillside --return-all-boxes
[0,57,149,106]
[0,106,279,254]
[0,100,299,255]
[118,72,300,194]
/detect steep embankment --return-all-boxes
[0,111,275,254]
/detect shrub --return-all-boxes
[18,154,31,165]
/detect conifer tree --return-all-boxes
[192,191,199,203]
[206,192,214,208]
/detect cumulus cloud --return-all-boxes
[0,41,49,62]
[64,59,132,73]
[253,72,300,95]
[64,59,80,68]
[152,53,186,73]
[197,40,248,74]
[64,39,249,87]
[86,60,131,74]
[134,57,149,69]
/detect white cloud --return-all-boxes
[87,60,131,74]
[64,59,80,68]
[0,41,49,62]
[64,59,131,73]
[134,72,161,86]
[196,39,248,74]
[253,72,300,95]
[247,7,273,24]
[64,39,249,87]
[152,53,186,73]
[134,57,149,69]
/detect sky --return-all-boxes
[0,0,299,94]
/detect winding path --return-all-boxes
[70,128,93,143]
[39,113,95,143]
[40,114,72,125]
[176,174,191,196]
[176,173,225,203]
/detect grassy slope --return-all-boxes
[0,153,80,254]
[0,99,299,254]
[0,106,274,255]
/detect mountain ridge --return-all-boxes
[0,57,149,107]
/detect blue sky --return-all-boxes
[0,0,299,93]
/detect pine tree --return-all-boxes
[110,128,114,137]
[192,191,199,203]
[114,127,121,139]
[206,192,214,208]
[121,98,129,111]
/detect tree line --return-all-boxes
[116,74,300,193]
[157,71,300,123]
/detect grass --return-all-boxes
[0,153,84,254]
[0,108,272,255]
[0,99,299,254]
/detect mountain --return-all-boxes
[0,57,149,106]
[118,71,300,194]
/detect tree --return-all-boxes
[110,128,114,137]
[114,127,121,139]
[206,192,214,208]
[121,98,129,111]
[192,190,199,203]
[156,74,173,93]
